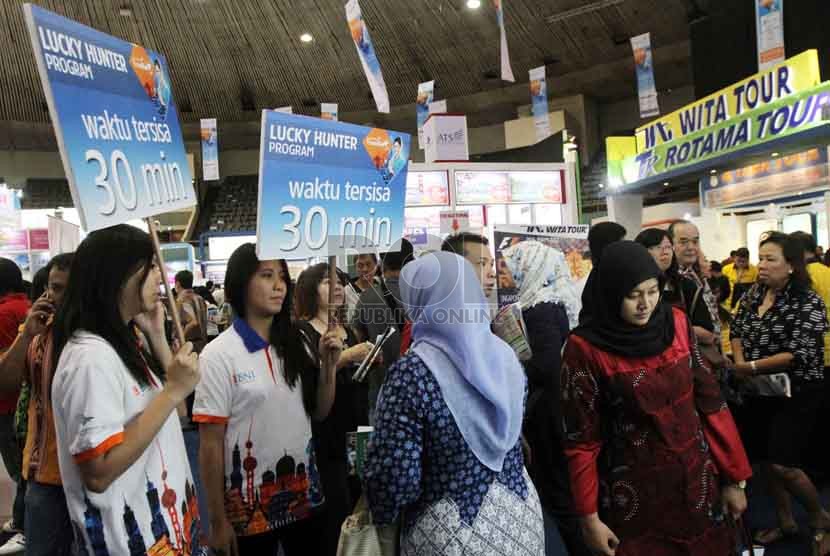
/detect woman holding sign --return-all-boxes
[50,225,203,556]
[294,262,374,555]
[194,245,343,556]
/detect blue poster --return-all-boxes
[631,32,660,118]
[256,112,410,260]
[24,4,195,232]
[201,118,219,181]
[529,66,550,141]
[416,81,434,150]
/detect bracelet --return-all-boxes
[750,360,757,374]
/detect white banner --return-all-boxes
[495,0,515,82]
[416,80,435,150]
[631,33,660,118]
[756,0,785,71]
[346,0,390,113]
[200,118,219,181]
[47,215,81,258]
[428,100,447,114]
[321,102,338,121]
[529,66,551,141]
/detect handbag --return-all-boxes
[337,494,399,556]
[689,286,730,370]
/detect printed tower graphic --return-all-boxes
[158,444,183,550]
[123,498,147,556]
[83,495,108,556]
[146,475,170,542]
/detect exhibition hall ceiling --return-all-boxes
[0,0,694,126]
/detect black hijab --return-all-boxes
[572,241,675,358]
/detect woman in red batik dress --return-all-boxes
[560,241,752,556]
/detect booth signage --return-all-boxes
[256,111,410,260]
[702,147,830,208]
[440,210,470,234]
[201,118,219,181]
[611,80,830,187]
[423,114,469,163]
[636,50,820,152]
[23,4,196,231]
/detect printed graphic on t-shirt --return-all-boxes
[223,427,324,536]
[72,443,204,556]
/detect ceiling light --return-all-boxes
[710,169,717,175]
[598,183,605,189]
[771,152,780,157]
[663,182,670,187]
[300,33,313,43]
[466,0,481,8]
[118,6,132,17]
[683,212,692,220]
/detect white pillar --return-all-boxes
[606,193,644,239]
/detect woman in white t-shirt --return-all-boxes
[194,244,343,556]
[50,224,201,556]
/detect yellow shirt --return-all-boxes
[722,263,759,310]
[807,261,830,367]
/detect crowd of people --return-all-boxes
[0,220,828,556]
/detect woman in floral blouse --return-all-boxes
[730,231,830,554]
[364,252,544,556]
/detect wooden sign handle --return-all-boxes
[147,219,186,347]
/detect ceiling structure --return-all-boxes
[0,0,694,135]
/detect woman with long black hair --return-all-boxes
[194,244,343,556]
[294,262,373,555]
[50,224,202,555]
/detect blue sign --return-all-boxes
[256,112,410,260]
[24,4,195,232]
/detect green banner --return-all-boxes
[615,81,830,187]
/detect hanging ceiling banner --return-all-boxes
[416,80,434,150]
[200,118,219,181]
[756,0,785,71]
[530,66,551,141]
[321,103,339,121]
[346,0,390,113]
[495,0,515,82]
[631,33,660,119]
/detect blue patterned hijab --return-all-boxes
[400,252,525,472]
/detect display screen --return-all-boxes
[455,171,510,204]
[455,171,563,204]
[208,235,257,261]
[405,171,450,206]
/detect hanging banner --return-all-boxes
[530,65,551,141]
[609,81,830,187]
[321,103,339,121]
[416,80,434,150]
[631,33,660,119]
[636,50,820,152]
[0,187,21,230]
[256,111,410,260]
[756,0,785,71]
[23,4,196,232]
[494,224,590,308]
[200,118,219,181]
[495,0,515,82]
[346,0,390,113]
[428,100,447,114]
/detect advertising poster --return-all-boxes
[494,224,591,308]
[529,65,551,141]
[321,103,339,121]
[0,187,21,230]
[631,32,660,119]
[24,4,196,232]
[256,111,410,260]
[48,215,81,257]
[200,118,219,181]
[346,0,390,113]
[416,80,434,149]
[756,0,785,71]
[494,0,515,82]
[405,171,450,206]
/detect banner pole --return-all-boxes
[147,218,186,346]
